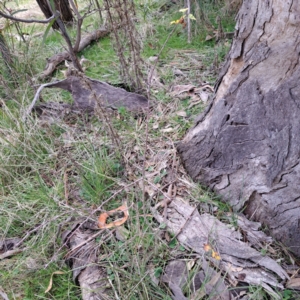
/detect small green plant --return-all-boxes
[282,289,295,300]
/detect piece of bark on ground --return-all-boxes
[152,199,289,293]
[63,226,112,300]
[39,27,111,79]
[162,259,231,300]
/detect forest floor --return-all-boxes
[0,0,298,299]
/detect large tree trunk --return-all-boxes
[36,0,73,30]
[177,0,300,256]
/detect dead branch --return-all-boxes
[39,27,111,79]
[55,14,83,71]
[0,9,59,24]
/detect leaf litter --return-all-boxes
[3,23,299,300]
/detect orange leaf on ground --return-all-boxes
[98,202,129,229]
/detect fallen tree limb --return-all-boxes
[24,74,148,120]
[39,27,111,79]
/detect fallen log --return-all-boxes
[25,74,148,120]
[39,27,111,80]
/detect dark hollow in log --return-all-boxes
[177,0,300,256]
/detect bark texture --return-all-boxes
[0,33,13,68]
[45,75,149,112]
[36,0,73,30]
[177,0,300,256]
[63,225,113,299]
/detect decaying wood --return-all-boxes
[177,0,300,256]
[26,74,148,119]
[162,259,231,300]
[63,226,113,300]
[39,28,111,79]
[152,199,289,295]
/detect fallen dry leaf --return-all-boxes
[204,244,212,252]
[186,259,196,271]
[170,84,195,97]
[45,271,65,293]
[175,110,187,117]
[286,277,300,290]
[161,127,174,133]
[199,91,210,102]
[115,226,130,242]
[98,201,129,229]
[212,250,221,260]
[144,185,156,198]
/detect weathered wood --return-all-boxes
[39,28,111,79]
[177,0,300,256]
[63,225,112,300]
[45,75,149,112]
[152,199,288,292]
[27,74,148,119]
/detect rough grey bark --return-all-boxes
[0,33,13,68]
[36,0,73,30]
[177,0,300,256]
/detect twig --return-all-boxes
[13,214,67,250]
[163,146,178,221]
[64,229,107,258]
[173,204,199,240]
[82,76,123,152]
[186,0,191,43]
[108,276,121,300]
[0,248,23,260]
[23,80,64,120]
[68,0,83,52]
[0,9,59,24]
[146,26,177,93]
[63,169,69,204]
[0,288,9,300]
[54,14,83,71]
